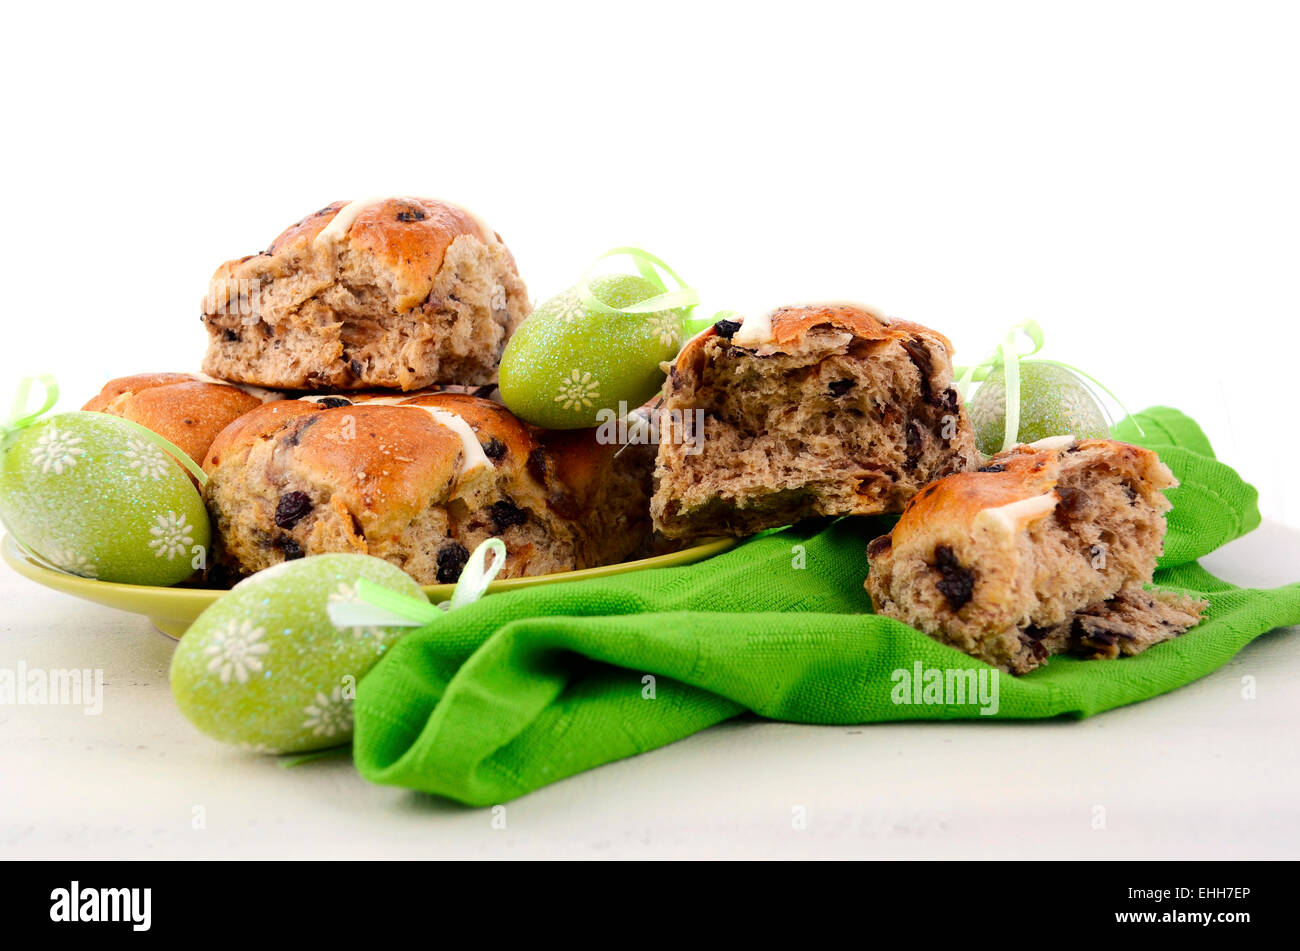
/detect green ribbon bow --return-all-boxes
[955,321,1140,454]
[574,246,742,342]
[2,373,61,435]
[576,247,701,318]
[326,538,508,628]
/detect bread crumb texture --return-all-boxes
[652,306,979,539]
[201,199,530,391]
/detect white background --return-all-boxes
[1,1,1297,859]
[2,0,1297,523]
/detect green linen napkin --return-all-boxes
[353,407,1300,805]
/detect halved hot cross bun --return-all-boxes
[651,304,979,539]
[865,437,1207,674]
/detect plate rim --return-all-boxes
[1,533,737,603]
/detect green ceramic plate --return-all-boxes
[2,534,736,639]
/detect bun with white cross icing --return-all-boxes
[864,437,1207,674]
[200,198,530,392]
[201,393,654,585]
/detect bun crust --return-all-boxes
[887,439,1168,548]
[83,373,269,464]
[673,304,954,365]
[201,198,530,391]
[202,394,653,584]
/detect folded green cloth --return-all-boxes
[354,407,1300,805]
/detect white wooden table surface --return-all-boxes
[1,521,1296,860]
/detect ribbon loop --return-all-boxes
[575,246,701,319]
[3,374,59,435]
[450,537,506,611]
[954,321,1045,398]
[326,538,508,630]
[955,321,1141,453]
[573,249,747,356]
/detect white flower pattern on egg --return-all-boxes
[302,686,353,738]
[44,545,99,579]
[553,291,587,325]
[123,437,171,481]
[553,369,600,410]
[148,511,194,560]
[31,426,85,475]
[171,555,428,753]
[327,581,383,640]
[648,311,682,348]
[5,414,210,587]
[203,620,269,685]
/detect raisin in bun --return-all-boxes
[865,437,1207,674]
[651,304,979,539]
[201,197,530,392]
[201,394,653,585]
[83,373,275,464]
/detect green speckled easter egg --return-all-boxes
[170,554,426,754]
[969,361,1110,456]
[0,412,210,585]
[499,274,687,429]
